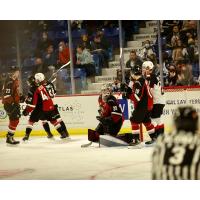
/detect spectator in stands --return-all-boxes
[90,34,109,68]
[164,64,178,86]
[81,34,91,50]
[172,39,184,63]
[125,50,143,69]
[182,37,195,62]
[140,40,155,60]
[166,25,184,48]
[43,44,57,68]
[76,44,95,83]
[176,60,196,86]
[36,31,53,57]
[32,57,44,75]
[42,44,57,79]
[58,41,70,65]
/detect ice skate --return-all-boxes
[22,134,30,142]
[145,138,156,146]
[6,133,20,145]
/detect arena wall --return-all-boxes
[0,88,200,137]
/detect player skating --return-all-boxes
[121,65,156,146]
[22,76,54,139]
[152,106,200,179]
[2,66,25,145]
[142,61,165,137]
[22,73,69,141]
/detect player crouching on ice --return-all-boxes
[121,65,157,146]
[22,73,69,141]
[82,84,135,147]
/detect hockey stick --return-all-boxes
[48,61,71,82]
[81,141,92,148]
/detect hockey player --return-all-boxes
[152,106,200,180]
[87,84,124,143]
[43,78,69,139]
[2,66,24,145]
[22,73,69,141]
[142,61,165,137]
[22,75,54,139]
[121,65,156,145]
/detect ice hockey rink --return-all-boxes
[0,135,153,180]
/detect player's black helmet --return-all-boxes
[9,66,20,73]
[131,65,142,76]
[173,106,198,133]
[27,75,35,86]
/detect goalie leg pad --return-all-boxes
[117,133,134,144]
[99,135,129,147]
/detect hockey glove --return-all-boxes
[19,94,26,103]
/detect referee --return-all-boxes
[152,106,200,180]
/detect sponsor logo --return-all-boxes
[0,106,7,119]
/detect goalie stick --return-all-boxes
[81,141,92,148]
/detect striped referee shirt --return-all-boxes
[152,131,200,180]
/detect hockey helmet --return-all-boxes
[131,65,142,76]
[34,73,45,83]
[101,83,113,101]
[142,61,154,70]
[173,106,199,133]
[9,66,20,73]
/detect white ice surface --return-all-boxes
[0,136,153,180]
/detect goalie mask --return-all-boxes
[173,106,199,133]
[101,83,113,102]
[34,73,45,84]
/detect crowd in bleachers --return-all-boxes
[18,20,122,94]
[0,20,200,96]
[115,20,200,89]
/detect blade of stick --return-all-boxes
[81,141,92,148]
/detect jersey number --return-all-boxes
[41,91,49,101]
[5,89,11,94]
[113,106,118,111]
[169,146,186,165]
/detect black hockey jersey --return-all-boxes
[44,81,56,98]
[152,131,200,180]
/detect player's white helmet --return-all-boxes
[34,73,45,83]
[142,61,154,70]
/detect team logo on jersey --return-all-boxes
[0,106,7,119]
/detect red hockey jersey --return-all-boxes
[27,84,55,112]
[129,77,153,111]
